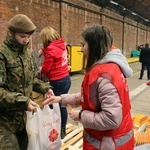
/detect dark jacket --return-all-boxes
[139,48,150,63]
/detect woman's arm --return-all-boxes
[61,92,81,106]
[42,92,81,107]
[81,76,122,131]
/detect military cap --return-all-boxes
[8,14,36,33]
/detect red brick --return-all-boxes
[0,0,149,57]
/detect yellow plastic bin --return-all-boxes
[67,45,84,73]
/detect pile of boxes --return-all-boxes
[133,114,150,147]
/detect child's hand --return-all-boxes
[38,49,43,57]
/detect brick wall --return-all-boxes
[0,0,61,51]
[0,0,149,57]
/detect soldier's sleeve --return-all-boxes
[0,53,30,110]
[0,53,6,87]
[31,53,51,94]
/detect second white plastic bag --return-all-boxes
[26,104,61,150]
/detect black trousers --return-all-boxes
[139,62,150,79]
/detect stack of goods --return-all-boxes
[134,131,150,146]
[132,114,150,147]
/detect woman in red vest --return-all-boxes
[43,24,134,150]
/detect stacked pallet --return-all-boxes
[134,132,150,146]
[61,124,83,150]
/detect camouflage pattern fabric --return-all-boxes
[0,34,50,148]
[0,134,20,150]
[0,127,28,150]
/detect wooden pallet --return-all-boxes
[61,124,83,150]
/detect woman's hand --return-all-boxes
[44,89,54,99]
[69,109,80,121]
[27,100,39,112]
[42,96,62,105]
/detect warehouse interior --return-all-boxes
[89,0,150,27]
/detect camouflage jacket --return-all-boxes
[0,34,50,133]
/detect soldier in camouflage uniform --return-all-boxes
[0,14,53,150]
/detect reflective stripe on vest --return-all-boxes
[115,129,133,146]
[84,128,133,149]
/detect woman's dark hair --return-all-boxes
[81,24,113,72]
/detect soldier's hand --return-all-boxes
[27,100,39,112]
[44,89,54,99]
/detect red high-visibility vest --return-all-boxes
[81,63,134,150]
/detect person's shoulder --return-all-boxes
[141,48,150,53]
[25,48,35,58]
[141,48,147,52]
[44,45,55,57]
[0,43,9,54]
[45,45,55,54]
[0,44,11,60]
[141,48,145,50]
[145,48,150,51]
[141,48,150,50]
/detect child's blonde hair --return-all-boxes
[40,26,60,48]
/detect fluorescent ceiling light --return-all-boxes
[110,1,118,5]
[131,12,137,15]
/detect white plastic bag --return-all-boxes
[26,104,61,150]
[26,108,39,150]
